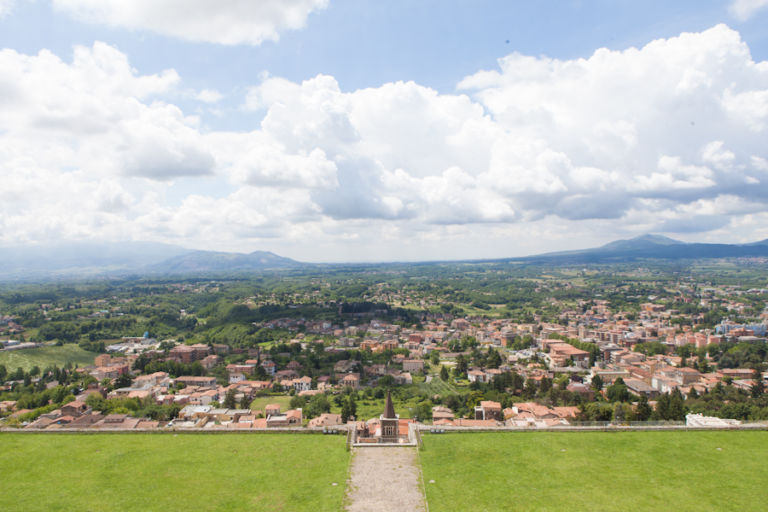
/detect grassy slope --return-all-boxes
[0,433,348,512]
[0,344,95,372]
[420,431,768,512]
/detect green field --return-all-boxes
[331,396,424,420]
[0,433,349,512]
[248,395,293,413]
[420,431,768,512]
[0,344,95,372]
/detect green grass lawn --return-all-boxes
[248,395,293,413]
[420,431,768,512]
[0,344,95,372]
[331,396,424,420]
[0,433,349,512]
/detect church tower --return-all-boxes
[379,390,399,443]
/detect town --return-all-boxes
[2,262,767,434]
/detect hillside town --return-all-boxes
[3,279,767,432]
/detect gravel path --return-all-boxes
[345,447,426,512]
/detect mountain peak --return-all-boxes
[601,234,683,251]
[631,234,683,245]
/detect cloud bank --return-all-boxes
[52,0,329,45]
[730,0,768,21]
[0,0,14,18]
[1,25,767,259]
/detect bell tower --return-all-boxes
[379,390,399,442]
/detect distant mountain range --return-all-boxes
[512,234,768,264]
[0,242,302,281]
[1,235,768,280]
[147,250,302,274]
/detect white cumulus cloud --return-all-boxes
[52,0,329,45]
[0,0,14,18]
[2,25,768,259]
[729,0,768,21]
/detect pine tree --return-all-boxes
[341,401,351,423]
[668,389,685,420]
[654,393,671,420]
[751,370,764,398]
[223,388,237,409]
[635,395,652,421]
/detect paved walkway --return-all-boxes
[345,447,426,512]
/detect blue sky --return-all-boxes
[1,0,768,261]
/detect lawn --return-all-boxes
[331,396,425,420]
[420,431,768,512]
[0,433,349,512]
[0,344,95,372]
[248,395,293,413]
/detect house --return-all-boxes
[261,360,276,376]
[512,402,558,420]
[91,414,140,429]
[392,371,413,385]
[432,406,455,422]
[551,406,580,420]
[474,400,502,421]
[342,373,360,389]
[188,389,219,405]
[201,355,220,369]
[175,376,217,389]
[169,344,210,363]
[292,376,312,392]
[625,378,658,398]
[402,359,425,372]
[61,401,89,417]
[90,364,129,381]
[334,360,357,373]
[307,413,343,428]
[566,382,594,400]
[546,341,590,368]
[133,372,170,388]
[228,372,247,384]
[178,405,212,421]
[266,408,302,427]
[468,370,488,384]
[275,369,298,381]
[69,412,103,428]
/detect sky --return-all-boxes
[1,0,768,262]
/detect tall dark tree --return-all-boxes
[486,349,502,369]
[635,395,652,421]
[454,355,468,376]
[341,401,351,423]
[751,371,764,398]
[223,388,237,409]
[654,393,671,420]
[348,394,357,419]
[606,378,630,402]
[668,389,686,420]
